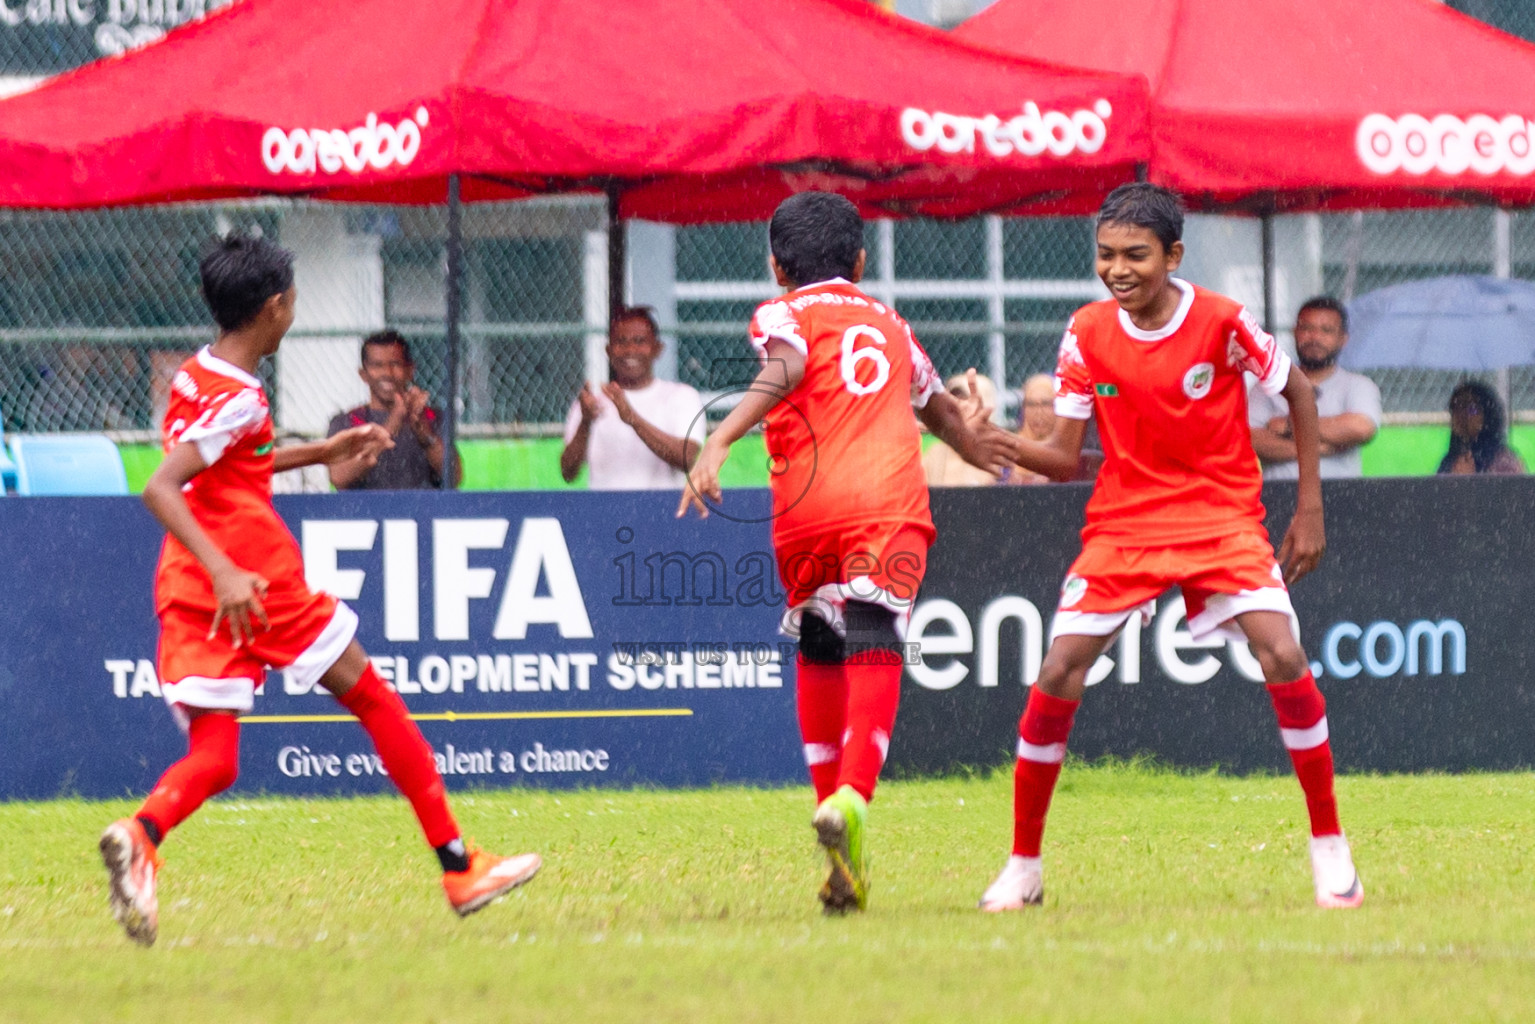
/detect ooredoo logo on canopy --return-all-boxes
[262,107,430,176]
[1356,112,1535,177]
[901,100,1114,160]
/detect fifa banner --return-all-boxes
[0,479,1531,800]
[0,491,799,800]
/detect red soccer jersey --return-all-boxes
[748,279,942,543]
[1054,279,1291,546]
[153,347,308,614]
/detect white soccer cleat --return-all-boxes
[1309,833,1364,909]
[979,855,1043,911]
[100,818,162,946]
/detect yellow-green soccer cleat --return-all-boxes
[812,785,869,914]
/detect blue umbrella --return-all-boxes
[1342,275,1535,371]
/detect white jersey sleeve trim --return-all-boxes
[1256,349,1293,397]
[750,300,809,358]
[1055,393,1093,420]
[179,387,267,466]
[908,335,942,409]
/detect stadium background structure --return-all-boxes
[2,0,1535,481]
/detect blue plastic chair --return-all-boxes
[0,402,14,492]
[11,434,129,496]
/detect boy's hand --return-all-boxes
[1278,505,1326,584]
[209,566,270,648]
[956,367,994,431]
[677,438,728,518]
[324,424,393,466]
[957,423,1017,479]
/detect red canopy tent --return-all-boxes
[0,0,1147,218]
[957,0,1535,326]
[0,0,1149,478]
[956,0,1535,212]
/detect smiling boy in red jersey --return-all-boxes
[679,192,1011,914]
[98,234,540,946]
[979,184,1362,912]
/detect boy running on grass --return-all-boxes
[979,183,1363,911]
[100,234,540,946]
[678,191,1012,913]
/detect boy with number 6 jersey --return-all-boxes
[678,192,1013,914]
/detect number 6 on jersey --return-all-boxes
[841,325,890,395]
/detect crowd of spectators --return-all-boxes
[297,294,1523,493]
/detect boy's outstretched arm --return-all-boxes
[142,443,269,648]
[1008,416,1089,482]
[677,339,805,518]
[274,423,392,474]
[1276,364,1326,583]
[916,369,1015,477]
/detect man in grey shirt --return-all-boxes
[1249,296,1381,479]
[327,330,462,490]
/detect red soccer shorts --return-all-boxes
[1052,529,1296,643]
[775,521,932,638]
[157,590,356,730]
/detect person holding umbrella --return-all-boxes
[1438,381,1527,475]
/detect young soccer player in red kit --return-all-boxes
[678,192,1012,913]
[99,234,540,946]
[978,183,1362,912]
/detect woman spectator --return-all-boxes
[1437,380,1527,475]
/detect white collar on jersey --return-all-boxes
[796,277,852,291]
[196,345,263,389]
[1117,276,1195,342]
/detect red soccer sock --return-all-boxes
[137,712,241,841]
[337,663,460,849]
[796,657,848,803]
[837,649,903,803]
[1012,688,1080,857]
[1267,672,1342,837]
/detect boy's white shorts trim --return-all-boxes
[1050,588,1299,645]
[1050,601,1155,642]
[1185,587,1299,644]
[162,602,358,732]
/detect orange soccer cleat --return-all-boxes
[99,818,164,946]
[443,848,542,917]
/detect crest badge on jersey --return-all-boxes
[1060,574,1088,608]
[1182,362,1215,400]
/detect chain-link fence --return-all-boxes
[4,201,1535,445]
[4,0,1535,452]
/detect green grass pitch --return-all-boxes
[3,763,1534,1023]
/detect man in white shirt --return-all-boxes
[560,307,706,490]
[1249,296,1382,479]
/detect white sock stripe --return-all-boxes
[872,729,890,763]
[1280,717,1329,751]
[1017,738,1067,764]
[803,742,839,766]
